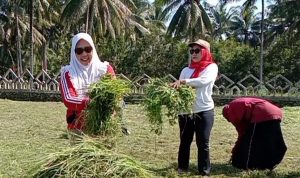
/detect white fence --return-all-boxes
[0,68,299,97]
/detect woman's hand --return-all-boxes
[170,80,186,89]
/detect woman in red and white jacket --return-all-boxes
[60,33,115,131]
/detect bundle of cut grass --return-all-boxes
[29,137,155,178]
[85,75,131,136]
[143,78,195,134]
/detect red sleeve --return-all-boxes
[60,70,89,111]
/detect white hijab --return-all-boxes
[62,33,108,96]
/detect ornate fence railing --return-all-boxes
[0,68,300,105]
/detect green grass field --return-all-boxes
[0,99,299,178]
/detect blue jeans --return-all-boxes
[178,109,214,175]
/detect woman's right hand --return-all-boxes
[170,80,185,89]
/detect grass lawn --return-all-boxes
[0,99,299,178]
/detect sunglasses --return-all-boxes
[75,46,93,55]
[189,48,201,54]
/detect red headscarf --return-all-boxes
[189,47,215,78]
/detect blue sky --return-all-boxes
[208,0,271,12]
[148,0,271,12]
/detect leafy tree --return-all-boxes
[212,39,259,81]
[228,5,260,47]
[0,0,49,74]
[96,34,188,78]
[264,34,300,83]
[158,0,213,41]
[266,0,300,45]
[133,0,167,33]
[61,0,149,39]
[204,1,239,40]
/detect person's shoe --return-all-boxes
[200,171,210,177]
[201,173,210,177]
[178,168,187,175]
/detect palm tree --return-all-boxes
[0,0,14,73]
[229,5,260,46]
[204,1,239,40]
[61,0,149,39]
[0,0,46,75]
[164,0,213,41]
[32,0,61,72]
[133,0,168,34]
[29,0,34,76]
[159,0,213,41]
[223,0,265,83]
[267,0,300,41]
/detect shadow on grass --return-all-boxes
[268,171,300,178]
[149,162,300,178]
[147,162,177,177]
[59,132,69,139]
[147,162,242,177]
[211,163,300,178]
[211,162,242,177]
[282,172,300,178]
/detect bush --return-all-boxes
[212,39,260,81]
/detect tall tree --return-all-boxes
[229,5,260,46]
[158,0,213,41]
[133,0,167,33]
[0,0,46,74]
[222,0,265,82]
[29,0,34,76]
[204,1,239,40]
[267,0,300,42]
[61,0,149,39]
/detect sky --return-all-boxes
[208,0,244,6]
[207,0,271,12]
[148,0,272,12]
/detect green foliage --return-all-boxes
[85,75,131,136]
[212,39,259,81]
[47,34,71,73]
[143,78,195,134]
[264,35,300,82]
[97,34,188,78]
[1,0,299,86]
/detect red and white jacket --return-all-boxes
[60,65,115,130]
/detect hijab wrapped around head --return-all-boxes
[189,47,215,78]
[62,33,108,96]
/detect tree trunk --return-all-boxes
[29,0,34,76]
[85,3,90,33]
[87,0,95,34]
[15,5,22,77]
[259,0,264,84]
[42,42,48,71]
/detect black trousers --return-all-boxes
[232,120,287,170]
[178,109,214,175]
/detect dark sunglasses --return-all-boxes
[75,46,93,55]
[189,48,201,54]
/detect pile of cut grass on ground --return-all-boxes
[29,136,154,178]
[0,99,300,178]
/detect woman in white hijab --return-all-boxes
[60,33,115,131]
